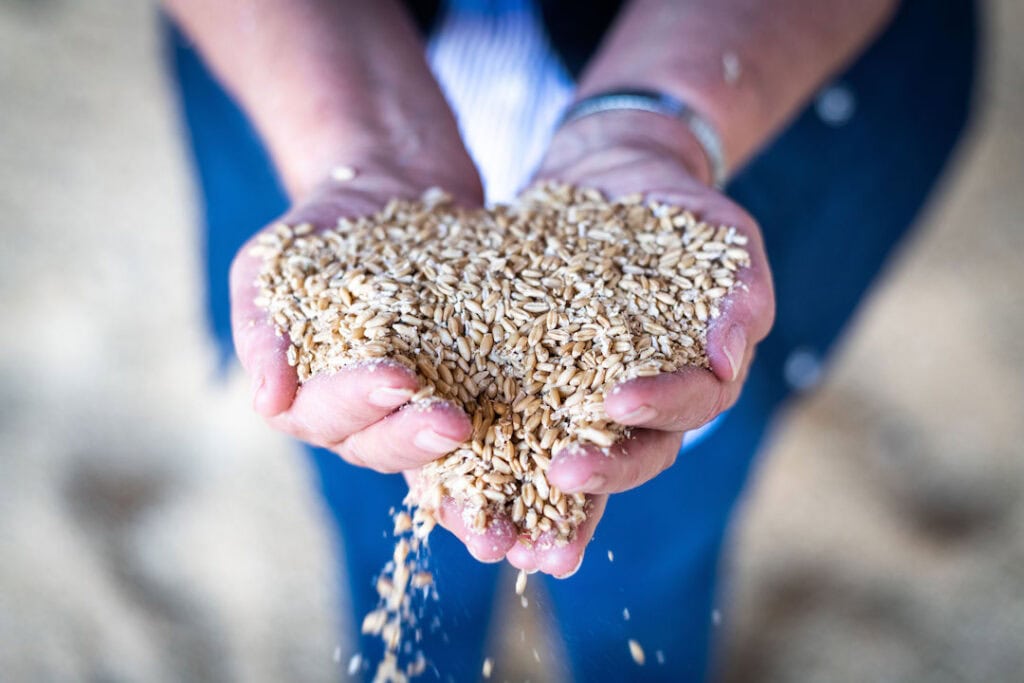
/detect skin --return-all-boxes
[510,0,898,575]
[509,111,773,574]
[166,0,897,576]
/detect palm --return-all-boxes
[502,146,775,576]
[231,162,486,479]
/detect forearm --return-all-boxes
[164,0,472,199]
[576,0,898,173]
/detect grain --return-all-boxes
[628,639,646,666]
[331,165,357,182]
[254,181,749,547]
[515,569,528,596]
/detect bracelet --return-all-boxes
[558,88,728,189]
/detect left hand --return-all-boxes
[505,110,775,576]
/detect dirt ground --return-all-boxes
[1,1,1021,682]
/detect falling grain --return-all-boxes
[628,639,646,666]
[515,569,528,596]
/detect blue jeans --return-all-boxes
[166,0,975,679]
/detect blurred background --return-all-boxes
[1,1,1021,682]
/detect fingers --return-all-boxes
[600,196,770,433]
[265,360,417,441]
[434,497,519,563]
[399,477,606,574]
[703,215,775,384]
[603,367,730,433]
[230,187,393,420]
[230,247,299,418]
[336,400,472,473]
[402,470,519,562]
[506,495,608,578]
[231,178,485,420]
[645,185,776,387]
[261,360,473,472]
[547,429,684,496]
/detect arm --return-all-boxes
[166,1,513,564]
[163,0,478,200]
[575,0,898,172]
[512,0,896,575]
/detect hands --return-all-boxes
[232,109,774,577]
[231,155,483,475]
[176,0,785,583]
[502,110,775,576]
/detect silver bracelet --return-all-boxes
[558,89,728,189]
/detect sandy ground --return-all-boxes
[1,1,1020,682]
[0,3,342,681]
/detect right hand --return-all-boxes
[231,157,484,474]
[231,156,528,562]
[501,110,775,577]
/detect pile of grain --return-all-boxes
[252,182,749,544]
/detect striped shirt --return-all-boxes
[427,0,573,204]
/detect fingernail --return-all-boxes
[722,325,747,382]
[414,429,464,453]
[368,386,414,408]
[616,405,658,424]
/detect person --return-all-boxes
[163,0,976,680]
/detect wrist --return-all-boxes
[192,0,477,202]
[279,112,480,204]
[541,109,717,187]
